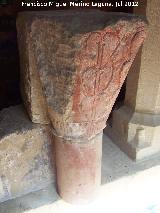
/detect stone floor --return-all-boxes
[0,134,160,213]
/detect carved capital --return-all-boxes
[17,11,147,141]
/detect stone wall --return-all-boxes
[0,105,55,202]
[105,0,160,161]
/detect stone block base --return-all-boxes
[0,105,55,202]
[104,105,160,160]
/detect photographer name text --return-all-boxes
[21,1,139,8]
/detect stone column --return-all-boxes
[17,10,147,203]
[105,0,160,160]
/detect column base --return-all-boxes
[104,106,160,161]
[54,132,102,204]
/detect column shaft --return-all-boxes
[55,133,102,204]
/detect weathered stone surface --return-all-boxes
[17,10,147,140]
[17,20,50,124]
[0,105,55,202]
[17,10,147,203]
[105,106,160,160]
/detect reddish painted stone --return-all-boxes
[73,21,146,138]
[55,133,102,204]
[17,11,147,140]
[17,10,147,204]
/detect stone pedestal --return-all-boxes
[105,0,160,160]
[17,10,147,203]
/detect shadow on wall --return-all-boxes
[0,5,21,110]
